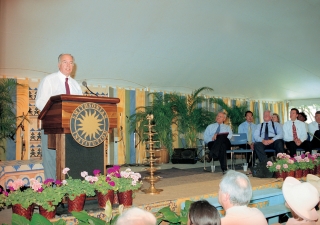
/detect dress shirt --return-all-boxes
[238,121,257,142]
[308,121,320,141]
[283,119,307,142]
[253,121,283,143]
[221,205,267,225]
[203,123,233,143]
[36,71,83,110]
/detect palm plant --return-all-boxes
[0,78,24,152]
[129,92,176,158]
[210,98,248,133]
[168,87,215,148]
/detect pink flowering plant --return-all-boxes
[5,179,38,209]
[93,168,118,195]
[267,153,296,173]
[294,152,316,170]
[0,186,7,209]
[61,167,95,201]
[117,168,142,193]
[33,178,65,211]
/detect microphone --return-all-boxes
[82,81,98,96]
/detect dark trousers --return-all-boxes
[285,140,311,157]
[254,139,285,163]
[311,130,320,149]
[207,136,231,171]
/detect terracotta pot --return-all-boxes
[67,193,86,212]
[96,190,114,208]
[302,169,309,178]
[275,171,287,180]
[118,190,133,207]
[312,166,317,175]
[295,169,302,179]
[39,202,57,219]
[287,170,295,177]
[12,204,34,221]
[317,165,320,175]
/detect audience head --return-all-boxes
[271,113,280,123]
[244,111,254,123]
[218,170,252,210]
[216,111,227,124]
[298,112,307,122]
[290,108,299,121]
[263,110,272,122]
[115,207,156,225]
[315,111,320,124]
[58,53,74,76]
[283,177,319,222]
[188,200,221,225]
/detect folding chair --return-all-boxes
[227,134,253,170]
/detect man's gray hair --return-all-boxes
[58,54,74,62]
[219,170,252,206]
[116,207,156,225]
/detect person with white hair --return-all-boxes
[282,176,319,225]
[218,170,267,225]
[116,207,156,225]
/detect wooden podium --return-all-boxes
[38,94,120,180]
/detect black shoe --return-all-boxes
[222,169,228,175]
[205,154,212,163]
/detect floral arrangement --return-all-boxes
[33,178,65,211]
[0,186,7,210]
[117,168,142,193]
[61,168,96,201]
[5,179,37,209]
[267,153,296,173]
[93,169,118,195]
[294,152,316,170]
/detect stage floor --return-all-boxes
[0,160,282,224]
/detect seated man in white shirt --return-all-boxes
[308,111,320,150]
[283,108,311,157]
[204,112,233,174]
[238,110,257,167]
[219,170,267,225]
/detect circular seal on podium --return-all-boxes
[70,102,109,147]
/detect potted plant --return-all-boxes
[129,92,176,160]
[209,98,249,133]
[5,179,37,220]
[294,152,316,178]
[266,153,292,179]
[61,168,96,212]
[168,87,215,148]
[116,167,142,207]
[0,78,25,158]
[33,178,65,219]
[93,168,118,208]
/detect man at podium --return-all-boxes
[36,54,83,179]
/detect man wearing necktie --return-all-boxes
[283,108,311,157]
[253,110,284,164]
[238,111,257,167]
[308,111,320,150]
[36,54,83,179]
[204,112,233,174]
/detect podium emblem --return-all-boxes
[70,102,109,147]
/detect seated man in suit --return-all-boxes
[204,111,233,174]
[253,110,284,164]
[283,108,311,157]
[238,110,257,167]
[308,111,320,150]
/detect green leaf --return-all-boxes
[11,213,30,225]
[30,213,52,225]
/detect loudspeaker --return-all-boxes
[171,148,197,164]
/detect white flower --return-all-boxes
[81,171,88,178]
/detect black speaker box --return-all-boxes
[171,148,197,164]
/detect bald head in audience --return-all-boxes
[116,207,156,225]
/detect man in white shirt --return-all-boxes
[36,54,83,179]
[204,112,233,174]
[238,110,256,167]
[253,110,284,163]
[308,111,320,150]
[283,108,311,157]
[219,170,267,225]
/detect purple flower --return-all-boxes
[108,181,115,187]
[55,180,62,186]
[44,178,54,186]
[93,169,101,176]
